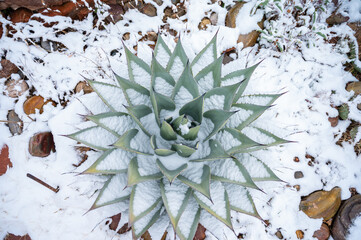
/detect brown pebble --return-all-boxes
[23,96,45,115]
[199,17,211,30]
[0,59,19,79]
[300,187,341,220]
[294,171,304,179]
[294,157,300,162]
[5,79,29,98]
[275,230,283,239]
[294,185,301,191]
[328,116,338,127]
[140,3,157,17]
[0,144,12,176]
[296,230,304,239]
[4,233,31,240]
[29,132,55,157]
[7,110,23,135]
[10,8,33,23]
[313,223,330,240]
[194,224,206,240]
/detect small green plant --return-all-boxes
[69,34,287,239]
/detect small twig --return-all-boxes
[26,173,60,193]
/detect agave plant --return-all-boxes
[68,34,287,239]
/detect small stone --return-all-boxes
[5,79,29,98]
[7,110,23,135]
[29,132,55,157]
[4,233,31,240]
[357,103,361,110]
[140,3,157,17]
[40,38,58,52]
[313,223,330,240]
[210,12,218,25]
[23,96,45,115]
[0,59,19,79]
[39,0,94,21]
[294,157,300,162]
[10,7,33,23]
[75,81,93,94]
[152,0,163,6]
[225,2,264,48]
[294,171,304,179]
[332,194,361,240]
[194,224,206,240]
[0,0,69,11]
[123,32,130,41]
[296,230,304,239]
[294,185,301,191]
[0,144,12,176]
[199,17,211,30]
[105,4,125,24]
[328,116,338,127]
[275,230,283,239]
[147,31,158,42]
[300,187,341,220]
[346,82,361,95]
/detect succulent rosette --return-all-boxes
[68,34,287,239]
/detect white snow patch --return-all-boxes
[224,183,253,213]
[210,158,246,183]
[155,45,170,68]
[242,127,275,145]
[347,215,361,240]
[226,108,253,128]
[194,181,227,219]
[96,174,130,206]
[240,154,271,179]
[174,86,194,107]
[130,61,151,89]
[235,1,264,35]
[99,115,134,136]
[96,149,133,172]
[154,77,173,97]
[204,94,225,112]
[164,179,188,217]
[169,57,185,82]
[93,83,127,112]
[132,181,161,216]
[137,155,160,177]
[237,95,273,105]
[192,44,215,76]
[126,89,150,106]
[177,196,199,238]
[197,71,214,95]
[74,127,117,149]
[216,130,242,150]
[180,163,204,184]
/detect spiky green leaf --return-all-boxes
[179,94,205,124]
[178,165,211,200]
[190,139,229,162]
[127,157,162,186]
[68,126,117,151]
[160,179,192,229]
[89,174,131,210]
[203,109,236,141]
[193,182,233,229]
[157,159,188,183]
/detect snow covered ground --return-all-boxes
[1,0,361,239]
